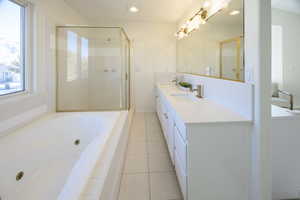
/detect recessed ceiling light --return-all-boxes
[129,6,139,13]
[229,10,240,16]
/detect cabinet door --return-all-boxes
[156,98,162,122]
[160,102,169,140]
[156,95,165,126]
[156,95,160,115]
[175,151,187,200]
[167,115,175,164]
[174,126,187,172]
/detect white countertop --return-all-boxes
[272,105,300,119]
[157,84,251,124]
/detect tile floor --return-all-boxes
[118,112,183,200]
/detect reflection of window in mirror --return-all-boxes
[271,0,300,111]
[219,36,244,81]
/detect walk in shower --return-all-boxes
[56,27,130,111]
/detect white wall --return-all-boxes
[272,9,300,108]
[271,25,283,87]
[125,22,177,112]
[182,74,253,119]
[246,1,272,200]
[0,0,89,136]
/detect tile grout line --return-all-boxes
[144,113,152,200]
[123,171,149,175]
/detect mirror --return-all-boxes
[176,0,244,82]
[271,0,300,112]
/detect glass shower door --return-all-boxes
[56,27,130,111]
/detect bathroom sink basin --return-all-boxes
[170,93,190,97]
[170,93,198,102]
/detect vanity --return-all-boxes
[164,0,252,198]
[271,105,300,199]
[156,83,252,200]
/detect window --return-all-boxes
[0,0,26,96]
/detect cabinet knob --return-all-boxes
[164,113,168,119]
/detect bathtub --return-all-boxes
[0,111,130,200]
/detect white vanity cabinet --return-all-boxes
[174,125,187,199]
[155,84,252,200]
[156,88,189,199]
[156,94,175,164]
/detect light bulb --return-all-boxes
[178,31,186,39]
[200,18,206,24]
[229,10,240,15]
[129,6,139,13]
[188,15,201,32]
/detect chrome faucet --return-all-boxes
[171,77,179,85]
[278,90,294,110]
[191,85,204,98]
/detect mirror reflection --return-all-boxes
[176,0,244,81]
[271,0,300,113]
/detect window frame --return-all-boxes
[0,0,32,98]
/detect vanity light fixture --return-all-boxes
[129,6,139,13]
[175,0,231,40]
[229,10,240,15]
[175,8,208,39]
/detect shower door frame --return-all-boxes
[55,26,131,112]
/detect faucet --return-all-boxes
[171,77,179,85]
[278,90,294,110]
[190,84,204,98]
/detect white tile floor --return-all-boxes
[118,112,183,200]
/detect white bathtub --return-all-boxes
[0,111,130,200]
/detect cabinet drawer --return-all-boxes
[167,117,175,165]
[174,126,187,172]
[175,151,187,200]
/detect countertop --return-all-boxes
[157,84,252,124]
[272,105,300,119]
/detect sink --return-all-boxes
[170,93,199,102]
[170,93,190,97]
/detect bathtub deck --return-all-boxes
[118,112,182,200]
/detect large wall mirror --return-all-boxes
[176,0,244,82]
[271,0,300,112]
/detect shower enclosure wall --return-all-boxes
[56,27,130,111]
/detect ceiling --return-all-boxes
[64,0,199,23]
[272,0,300,15]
